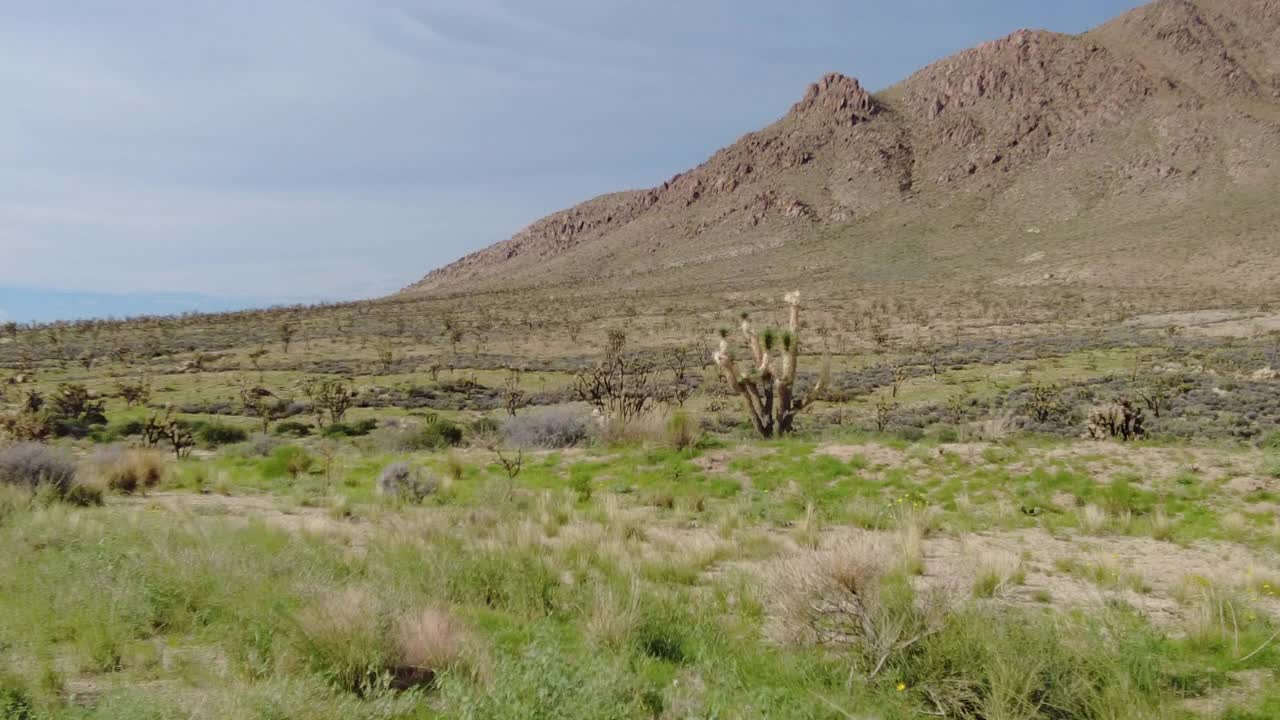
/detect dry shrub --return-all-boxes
[765,534,947,678]
[971,549,1025,598]
[92,447,167,494]
[376,462,437,503]
[597,412,667,446]
[765,534,892,645]
[584,582,640,650]
[501,407,592,449]
[0,443,76,495]
[0,483,33,521]
[962,411,1015,442]
[391,608,467,689]
[293,588,474,694]
[1077,504,1108,534]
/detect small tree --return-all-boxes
[574,332,655,423]
[1026,382,1068,424]
[1136,373,1189,419]
[1087,399,1145,442]
[141,407,195,458]
[375,338,397,374]
[117,376,152,408]
[712,291,828,438]
[503,368,524,417]
[279,321,297,354]
[239,381,277,434]
[305,378,356,428]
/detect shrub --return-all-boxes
[376,462,437,503]
[633,602,691,664]
[373,419,464,452]
[90,447,167,494]
[416,420,463,450]
[90,419,146,444]
[273,421,313,438]
[64,482,105,507]
[48,383,107,438]
[470,416,501,438]
[195,422,248,447]
[320,418,378,439]
[0,669,34,720]
[665,411,697,451]
[0,484,33,522]
[0,409,55,442]
[390,609,466,690]
[291,587,389,694]
[0,443,76,496]
[1261,430,1280,450]
[291,589,470,695]
[264,446,314,480]
[437,635,645,719]
[502,407,592,449]
[246,432,279,457]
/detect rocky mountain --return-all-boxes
[403,0,1280,306]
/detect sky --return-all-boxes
[0,0,1145,324]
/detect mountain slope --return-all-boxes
[403,0,1280,304]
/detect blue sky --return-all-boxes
[0,0,1145,324]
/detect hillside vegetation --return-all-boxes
[4,0,1280,717]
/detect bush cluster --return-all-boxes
[502,407,592,449]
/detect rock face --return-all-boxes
[403,0,1280,300]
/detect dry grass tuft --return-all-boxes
[391,608,467,689]
[92,448,167,495]
[765,534,891,645]
[972,549,1025,598]
[585,581,640,650]
[1077,504,1108,534]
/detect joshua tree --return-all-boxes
[279,321,297,354]
[712,291,828,438]
[503,368,524,417]
[375,337,397,374]
[239,380,277,433]
[305,378,355,427]
[574,331,655,423]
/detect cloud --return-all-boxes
[0,0,1145,308]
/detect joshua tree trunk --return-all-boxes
[713,291,827,438]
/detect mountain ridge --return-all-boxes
[403,0,1280,304]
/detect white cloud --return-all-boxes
[0,1,1144,305]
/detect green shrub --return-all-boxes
[666,411,697,451]
[90,419,146,444]
[0,669,34,720]
[263,446,314,480]
[413,420,463,450]
[444,549,558,617]
[321,418,378,439]
[633,602,692,664]
[438,635,646,720]
[195,422,248,447]
[290,587,390,694]
[273,421,313,438]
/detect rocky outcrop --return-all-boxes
[402,0,1280,298]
